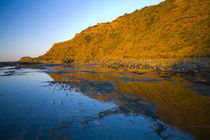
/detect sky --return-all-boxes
[0,0,163,61]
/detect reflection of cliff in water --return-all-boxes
[114,80,210,140]
[47,80,157,118]
[46,65,210,139]
[46,79,176,139]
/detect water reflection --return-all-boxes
[46,65,210,140]
[45,80,187,140]
[0,64,209,139]
[114,81,210,140]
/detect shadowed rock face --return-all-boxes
[45,64,210,139]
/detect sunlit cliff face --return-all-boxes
[20,0,209,64]
[46,64,210,139]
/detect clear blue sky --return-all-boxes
[0,0,163,61]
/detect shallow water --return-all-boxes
[0,64,209,140]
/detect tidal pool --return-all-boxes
[0,64,209,140]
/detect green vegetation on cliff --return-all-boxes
[20,0,210,64]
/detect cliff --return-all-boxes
[20,0,210,64]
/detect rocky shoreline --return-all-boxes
[1,59,210,96]
[1,58,210,84]
[1,58,210,72]
[97,58,210,85]
[98,58,210,73]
